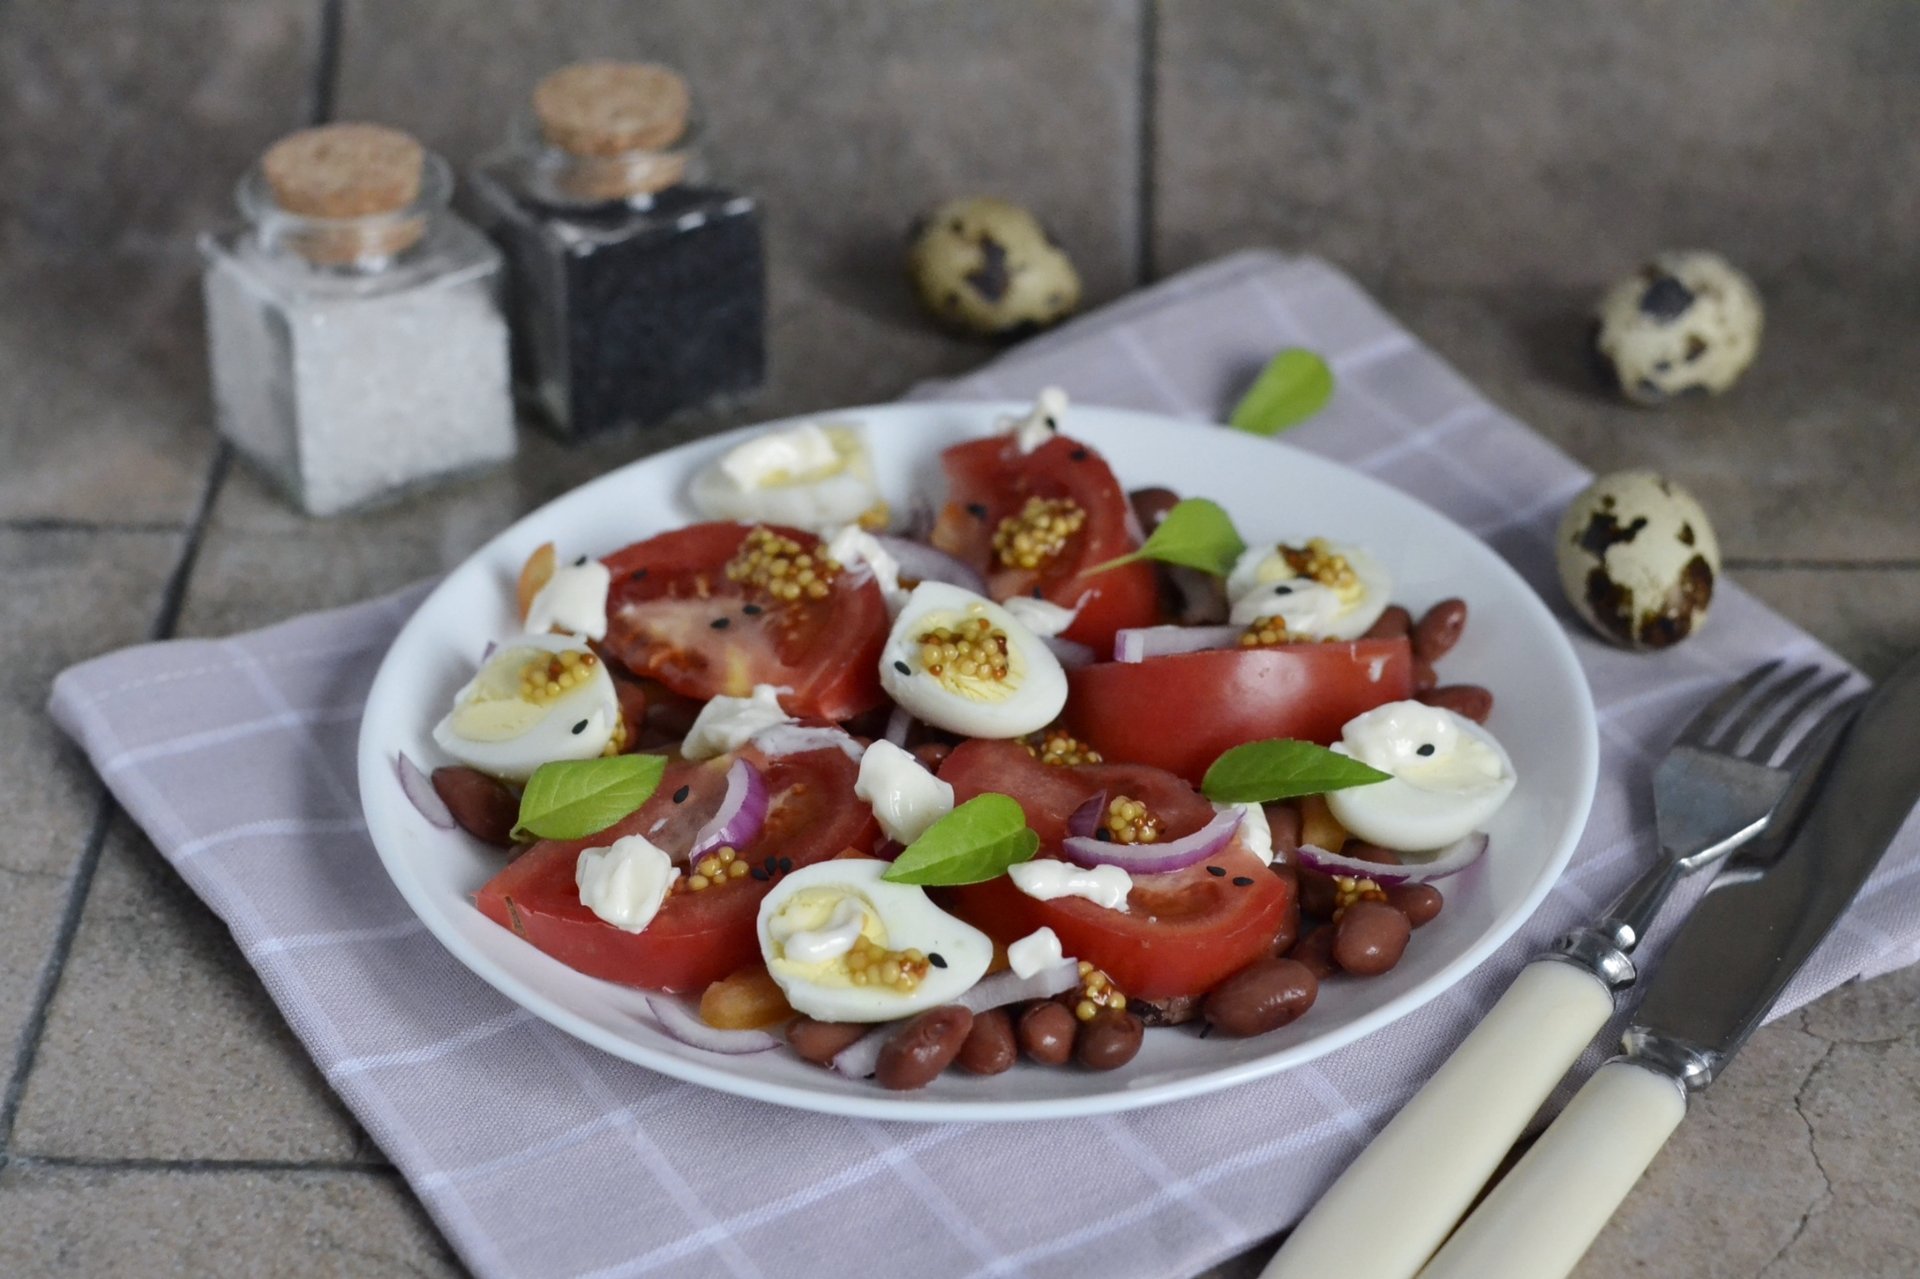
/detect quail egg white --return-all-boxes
[1224,538,1392,640]
[431,633,619,781]
[1556,469,1721,650]
[878,581,1067,738]
[1325,700,1516,851]
[757,859,993,1022]
[686,421,883,531]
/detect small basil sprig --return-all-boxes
[882,793,1039,886]
[1230,349,1335,436]
[1090,497,1247,579]
[1201,738,1390,804]
[512,754,668,841]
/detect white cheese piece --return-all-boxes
[719,422,841,488]
[576,834,680,933]
[1007,926,1066,979]
[825,523,907,614]
[682,684,793,760]
[854,739,955,845]
[524,558,612,641]
[1223,801,1273,865]
[1007,859,1133,914]
[1004,386,1069,454]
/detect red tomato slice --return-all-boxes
[1064,639,1414,784]
[600,522,888,722]
[938,740,1293,999]
[474,746,880,993]
[930,433,1160,653]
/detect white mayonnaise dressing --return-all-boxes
[1007,859,1132,913]
[770,896,868,965]
[853,739,954,844]
[576,834,680,933]
[682,684,793,760]
[524,558,612,641]
[1007,926,1067,978]
[719,422,841,488]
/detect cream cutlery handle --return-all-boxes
[1262,960,1614,1279]
[1416,1058,1688,1279]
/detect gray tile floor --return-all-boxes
[3,3,1917,1276]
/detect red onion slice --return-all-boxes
[688,758,768,861]
[874,536,987,596]
[831,1024,891,1079]
[1293,832,1490,886]
[1043,635,1097,669]
[1111,625,1243,664]
[883,705,915,747]
[752,724,864,761]
[956,958,1079,1013]
[396,751,455,830]
[646,997,782,1054]
[1062,807,1242,875]
[1065,789,1108,839]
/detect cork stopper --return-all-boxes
[257,123,430,266]
[534,61,691,157]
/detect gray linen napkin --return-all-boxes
[50,251,1920,1279]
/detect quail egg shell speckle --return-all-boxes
[1556,470,1721,651]
[907,197,1081,338]
[1592,251,1762,405]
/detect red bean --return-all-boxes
[1412,656,1438,693]
[955,1008,1017,1076]
[431,767,520,847]
[1418,685,1494,724]
[1264,803,1303,862]
[1289,926,1340,980]
[1128,487,1181,529]
[875,1006,974,1090]
[1298,868,1338,919]
[786,1017,869,1066]
[1334,901,1412,976]
[910,740,953,770]
[1203,958,1320,1037]
[1017,1001,1077,1065]
[1412,599,1468,664]
[1387,883,1445,928]
[1268,867,1301,956]
[1363,605,1413,641]
[1075,1011,1144,1070]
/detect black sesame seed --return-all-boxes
[929,953,948,969]
[709,617,730,630]
[1206,865,1226,877]
[570,719,589,735]
[1031,586,1044,599]
[1232,876,1255,887]
[1095,829,1113,842]
[673,785,691,803]
[574,555,588,567]
[764,855,778,872]
[630,568,648,581]
[1417,744,1436,757]
[743,603,763,616]
[1273,584,1294,596]
[1069,447,1089,461]
[1197,1022,1214,1040]
[778,857,794,873]
[893,659,912,675]
[966,502,989,519]
[750,866,769,881]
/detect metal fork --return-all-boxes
[1262,662,1861,1279]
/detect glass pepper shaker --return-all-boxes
[200,124,516,517]
[468,61,767,439]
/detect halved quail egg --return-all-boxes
[1325,700,1516,851]
[878,581,1067,738]
[432,633,619,781]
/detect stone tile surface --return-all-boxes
[0,1165,459,1278]
[11,818,369,1163]
[0,529,182,1097]
[0,0,318,523]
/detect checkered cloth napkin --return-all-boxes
[50,252,1920,1279]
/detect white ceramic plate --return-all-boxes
[357,401,1597,1123]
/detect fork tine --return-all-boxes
[1778,691,1865,770]
[1672,659,1782,749]
[1705,663,1819,750]
[1747,670,1852,764]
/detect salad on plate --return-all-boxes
[397,390,1517,1091]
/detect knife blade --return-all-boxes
[1417,651,1920,1279]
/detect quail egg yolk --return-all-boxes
[912,608,1024,703]
[766,888,930,994]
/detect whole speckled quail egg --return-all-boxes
[1557,470,1721,650]
[907,197,1081,338]
[1591,251,1763,405]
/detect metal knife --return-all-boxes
[1416,651,1920,1279]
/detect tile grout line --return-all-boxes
[0,447,231,1166]
[1134,0,1159,285]
[0,518,193,535]
[10,1154,398,1177]
[1727,557,1920,572]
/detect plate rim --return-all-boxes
[356,399,1599,1123]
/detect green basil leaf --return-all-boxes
[1089,497,1247,578]
[512,754,669,842]
[1229,349,1335,436]
[1201,738,1391,804]
[882,793,1040,886]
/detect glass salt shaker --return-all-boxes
[468,61,767,439]
[200,124,516,517]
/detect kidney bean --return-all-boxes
[1128,486,1182,530]
[1268,869,1301,957]
[786,1017,870,1066]
[910,740,953,770]
[1129,993,1203,1027]
[1363,604,1413,641]
[431,767,520,847]
[1289,925,1340,980]
[1075,1011,1145,1071]
[1017,1000,1078,1065]
[1264,803,1302,862]
[1418,684,1494,724]
[1344,841,1403,867]
[1204,958,1320,1037]
[1412,599,1468,664]
[1411,656,1438,693]
[955,1008,1017,1076]
[875,1006,974,1090]
[1297,867,1338,919]
[1387,882,1445,928]
[1334,901,1412,976]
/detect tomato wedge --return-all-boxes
[930,432,1160,653]
[1064,639,1414,784]
[474,746,880,993]
[601,522,888,722]
[938,740,1293,999]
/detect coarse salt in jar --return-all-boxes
[200,123,516,516]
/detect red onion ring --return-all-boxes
[1111,625,1242,664]
[1293,832,1490,886]
[830,1024,891,1079]
[1043,635,1097,669]
[752,724,863,761]
[883,705,915,747]
[956,958,1079,1013]
[1061,806,1242,875]
[395,751,454,830]
[874,536,987,595]
[687,758,768,861]
[1065,789,1108,839]
[646,997,781,1054]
